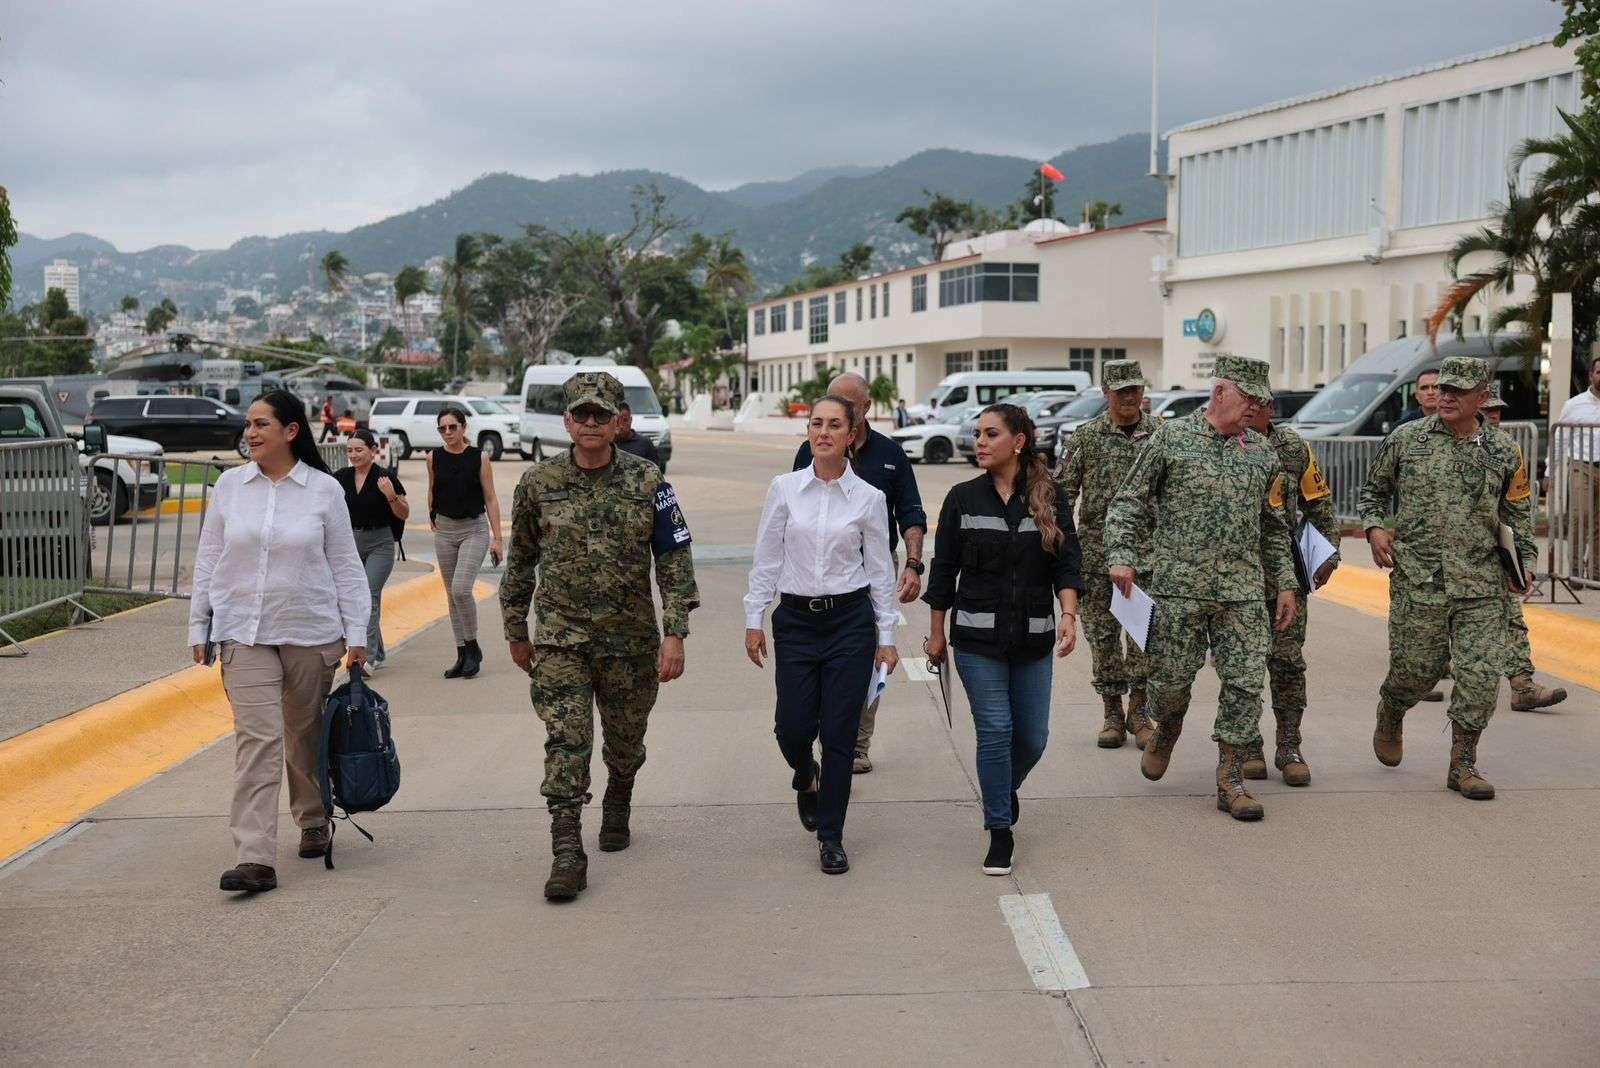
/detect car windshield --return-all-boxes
[1061,393,1108,418]
[624,386,662,415]
[469,399,508,415]
[1292,373,1395,424]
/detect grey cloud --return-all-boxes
[0,0,1561,249]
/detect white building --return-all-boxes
[745,219,1166,410]
[43,259,81,313]
[1158,35,1579,389]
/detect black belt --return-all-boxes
[780,587,868,613]
[352,523,390,531]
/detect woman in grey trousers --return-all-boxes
[427,404,503,679]
[335,429,410,670]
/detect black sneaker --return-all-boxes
[819,840,849,874]
[982,828,1014,876]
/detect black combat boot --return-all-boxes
[544,812,588,901]
[599,777,633,852]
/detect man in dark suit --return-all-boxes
[614,401,663,470]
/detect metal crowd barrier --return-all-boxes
[0,439,96,654]
[1547,422,1600,590]
[1305,437,1382,525]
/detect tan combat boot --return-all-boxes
[598,777,633,853]
[1097,695,1126,749]
[1509,674,1568,712]
[1273,709,1311,787]
[1240,740,1268,780]
[1125,689,1155,750]
[1373,705,1405,767]
[1447,723,1495,800]
[544,812,588,901]
[1139,716,1183,780]
[1216,742,1264,821]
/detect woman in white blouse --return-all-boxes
[744,394,899,876]
[190,390,371,895]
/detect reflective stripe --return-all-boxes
[960,515,1009,532]
[1018,517,1038,532]
[956,610,996,629]
[1028,617,1054,633]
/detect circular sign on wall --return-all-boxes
[1195,308,1224,346]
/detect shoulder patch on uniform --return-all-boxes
[1505,457,1531,502]
[1300,447,1332,501]
[652,482,692,556]
[1267,473,1285,509]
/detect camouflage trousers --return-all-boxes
[1265,591,1308,718]
[530,643,660,817]
[1146,597,1269,747]
[1503,596,1535,680]
[1082,573,1149,696]
[1378,585,1502,732]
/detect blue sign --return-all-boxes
[1182,319,1198,337]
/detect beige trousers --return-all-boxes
[220,640,345,865]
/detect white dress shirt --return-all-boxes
[189,461,371,647]
[744,462,898,645]
[1558,388,1600,462]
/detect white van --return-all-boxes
[520,362,671,467]
[916,370,1090,423]
[366,395,522,461]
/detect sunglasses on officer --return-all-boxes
[569,405,614,425]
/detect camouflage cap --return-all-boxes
[1482,380,1506,408]
[1437,355,1491,391]
[563,371,624,414]
[1102,359,1148,392]
[1210,354,1273,404]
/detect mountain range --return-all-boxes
[11,133,1166,313]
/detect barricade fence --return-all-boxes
[1548,422,1600,589]
[1305,436,1382,526]
[0,439,95,653]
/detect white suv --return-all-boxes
[366,395,521,461]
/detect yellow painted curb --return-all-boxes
[1317,565,1600,693]
[0,568,494,863]
[138,497,207,517]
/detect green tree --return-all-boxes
[0,185,16,311]
[233,296,262,319]
[320,249,352,295]
[119,295,139,315]
[1003,170,1066,226]
[838,242,874,278]
[867,374,897,410]
[143,297,178,336]
[49,312,93,373]
[440,233,489,379]
[896,190,990,261]
[1083,200,1124,230]
[392,265,428,346]
[1556,1,1600,105]
[42,287,72,329]
[700,235,753,343]
[791,364,840,407]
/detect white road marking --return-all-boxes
[902,656,935,682]
[999,892,1090,992]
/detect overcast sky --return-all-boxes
[0,0,1564,250]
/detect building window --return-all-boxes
[1339,324,1348,369]
[770,304,786,333]
[754,308,766,336]
[856,287,863,320]
[945,350,974,374]
[870,285,877,319]
[792,300,803,331]
[939,262,1040,306]
[1360,322,1368,354]
[891,352,899,385]
[835,291,847,325]
[1315,325,1326,372]
[809,296,829,345]
[911,274,927,312]
[1296,327,1306,373]
[1069,347,1095,379]
[1395,320,1407,339]
[978,348,1009,371]
[881,282,890,316]
[1274,327,1286,370]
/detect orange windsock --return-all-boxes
[1039,163,1065,182]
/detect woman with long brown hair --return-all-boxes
[923,402,1081,876]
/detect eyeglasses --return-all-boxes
[570,406,614,425]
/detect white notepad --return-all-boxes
[1110,583,1156,651]
[863,661,889,711]
[1295,522,1339,592]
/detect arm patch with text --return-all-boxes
[652,482,692,557]
[1300,447,1332,501]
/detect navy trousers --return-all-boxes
[772,596,876,843]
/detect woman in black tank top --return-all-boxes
[427,404,504,678]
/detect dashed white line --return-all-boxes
[999,892,1090,992]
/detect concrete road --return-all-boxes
[3,429,1596,1065]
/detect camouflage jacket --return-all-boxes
[1103,411,1297,601]
[1263,422,1341,596]
[1055,410,1158,573]
[1358,415,1533,602]
[500,446,699,651]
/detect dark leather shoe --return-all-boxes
[819,840,849,874]
[219,863,277,893]
[298,824,330,859]
[796,767,819,832]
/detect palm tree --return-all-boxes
[393,265,427,348]
[120,295,139,314]
[701,236,752,343]
[440,234,485,380]
[320,250,352,295]
[1425,185,1550,365]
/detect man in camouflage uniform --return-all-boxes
[501,372,700,900]
[1240,402,1341,786]
[1359,357,1535,801]
[1481,383,1566,711]
[1056,359,1157,749]
[1104,355,1299,821]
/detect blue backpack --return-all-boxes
[317,668,402,869]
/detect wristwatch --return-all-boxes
[904,558,925,575]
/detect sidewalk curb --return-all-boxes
[1317,565,1600,692]
[0,568,494,864]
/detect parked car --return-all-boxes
[2,385,167,525]
[366,394,522,461]
[1146,390,1212,421]
[88,395,249,456]
[1272,389,1320,420]
[486,393,524,416]
[912,370,1090,424]
[521,362,671,467]
[955,391,1081,464]
[891,405,976,464]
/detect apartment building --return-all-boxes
[43,259,81,313]
[746,218,1166,410]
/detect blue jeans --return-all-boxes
[954,648,1052,829]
